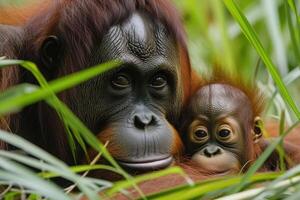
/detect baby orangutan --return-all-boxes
[180,73,300,175]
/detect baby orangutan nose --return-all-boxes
[202,145,222,157]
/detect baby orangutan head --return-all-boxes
[180,71,264,174]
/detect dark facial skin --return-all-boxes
[65,12,182,170]
[183,84,256,173]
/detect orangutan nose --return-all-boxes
[203,146,221,157]
[133,113,156,129]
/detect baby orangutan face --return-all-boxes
[183,84,262,174]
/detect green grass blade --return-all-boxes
[278,111,286,171]
[0,157,71,200]
[63,121,78,162]
[0,150,112,189]
[223,0,300,119]
[0,84,38,111]
[229,120,300,193]
[3,191,20,200]
[0,60,23,67]
[219,175,300,200]
[106,166,191,197]
[0,129,101,199]
[39,164,121,179]
[0,60,143,196]
[146,172,280,200]
[44,99,130,174]
[28,194,42,200]
[263,67,300,120]
[0,60,119,163]
[262,0,288,75]
[211,0,236,72]
[0,60,120,114]
[255,159,300,198]
[285,1,300,62]
[287,0,300,32]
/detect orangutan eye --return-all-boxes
[150,74,167,89]
[219,129,231,138]
[193,126,209,142]
[111,74,130,89]
[217,125,233,140]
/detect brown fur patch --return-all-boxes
[200,66,265,119]
[168,122,183,155]
[95,127,125,158]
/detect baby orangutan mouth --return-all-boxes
[191,151,240,174]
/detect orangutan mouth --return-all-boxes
[118,156,173,171]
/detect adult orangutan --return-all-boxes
[180,70,300,174]
[0,0,201,171]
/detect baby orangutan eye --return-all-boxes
[192,126,209,142]
[217,125,233,141]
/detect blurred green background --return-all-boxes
[174,0,299,73]
[173,0,300,124]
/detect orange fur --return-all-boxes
[178,46,202,106]
[95,127,125,158]
[168,122,183,155]
[264,119,300,167]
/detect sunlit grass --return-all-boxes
[0,0,300,199]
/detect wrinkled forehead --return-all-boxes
[94,11,176,62]
[122,12,159,45]
[190,84,251,118]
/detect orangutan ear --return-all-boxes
[41,35,62,70]
[253,116,263,143]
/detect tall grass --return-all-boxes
[0,0,300,199]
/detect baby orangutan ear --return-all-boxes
[253,116,263,143]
